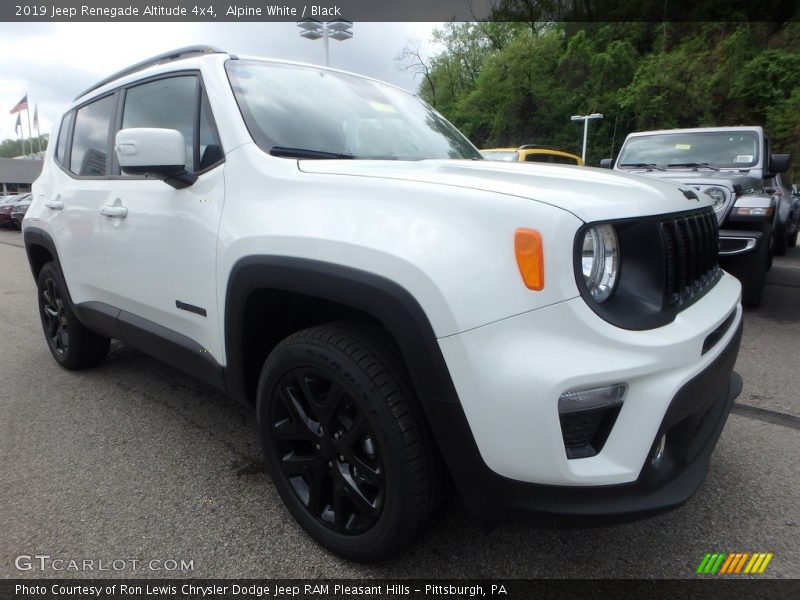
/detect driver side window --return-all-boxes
[119,75,223,175]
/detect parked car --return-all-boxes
[24,47,742,561]
[10,194,32,229]
[603,126,792,307]
[482,145,584,166]
[0,194,27,228]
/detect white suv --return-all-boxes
[25,46,743,561]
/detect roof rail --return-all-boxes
[74,46,226,101]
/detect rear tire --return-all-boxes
[37,262,110,369]
[256,323,446,562]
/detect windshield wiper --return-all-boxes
[618,162,666,171]
[666,162,719,171]
[270,146,355,159]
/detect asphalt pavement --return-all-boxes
[1,228,798,579]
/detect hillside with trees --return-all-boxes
[398,22,800,179]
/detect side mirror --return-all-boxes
[115,128,196,189]
[599,158,613,169]
[768,153,790,174]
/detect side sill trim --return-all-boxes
[74,301,226,393]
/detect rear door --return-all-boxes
[99,73,226,361]
[43,94,118,305]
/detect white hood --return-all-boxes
[298,159,712,223]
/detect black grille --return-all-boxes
[660,210,720,306]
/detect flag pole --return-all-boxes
[34,105,42,153]
[17,118,24,157]
[26,93,33,157]
[20,117,27,156]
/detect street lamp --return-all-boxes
[297,19,353,67]
[571,113,604,163]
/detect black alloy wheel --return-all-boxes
[36,262,110,369]
[41,274,69,356]
[257,323,446,562]
[270,366,385,534]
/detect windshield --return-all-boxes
[226,60,482,160]
[617,131,760,169]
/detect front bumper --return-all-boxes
[431,272,742,522]
[433,321,741,524]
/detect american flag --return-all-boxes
[10,95,28,114]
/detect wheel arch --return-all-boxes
[223,256,461,409]
[23,226,59,282]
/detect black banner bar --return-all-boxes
[3,579,800,600]
[1,0,798,22]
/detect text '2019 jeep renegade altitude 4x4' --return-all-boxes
[24,47,743,561]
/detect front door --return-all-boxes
[99,74,226,361]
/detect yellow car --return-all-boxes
[481,145,584,166]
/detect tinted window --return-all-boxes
[552,154,579,165]
[70,95,115,176]
[55,112,71,165]
[525,154,551,163]
[122,76,198,172]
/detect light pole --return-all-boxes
[297,19,353,67]
[571,113,603,164]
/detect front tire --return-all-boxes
[256,323,442,562]
[773,224,788,256]
[724,239,769,308]
[37,262,110,369]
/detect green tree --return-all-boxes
[0,135,48,158]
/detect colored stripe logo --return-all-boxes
[697,552,773,574]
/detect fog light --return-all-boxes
[558,383,627,415]
[558,383,627,459]
[651,434,667,468]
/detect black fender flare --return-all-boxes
[22,226,62,282]
[223,256,459,407]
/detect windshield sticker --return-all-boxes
[735,155,754,163]
[369,101,397,113]
[675,144,692,150]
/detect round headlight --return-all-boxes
[704,186,727,210]
[581,224,619,303]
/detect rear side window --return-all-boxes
[69,95,116,176]
[552,154,579,165]
[122,76,198,172]
[525,154,550,163]
[524,153,579,165]
[55,112,72,166]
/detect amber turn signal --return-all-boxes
[515,228,544,290]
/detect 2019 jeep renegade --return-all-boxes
[24,46,743,561]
